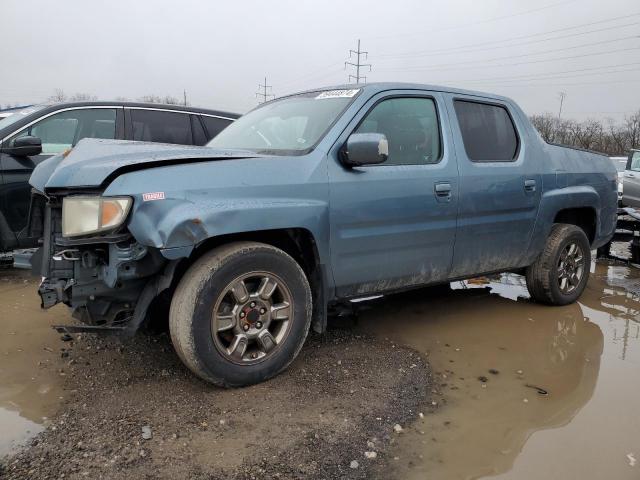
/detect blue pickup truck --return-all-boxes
[29,83,617,387]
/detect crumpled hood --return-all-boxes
[30,138,262,192]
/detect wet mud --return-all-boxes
[358,261,640,480]
[0,270,65,457]
[2,255,640,479]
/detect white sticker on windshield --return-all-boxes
[315,89,360,99]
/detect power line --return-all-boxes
[377,43,640,73]
[444,62,640,85]
[471,77,640,89]
[256,77,275,103]
[371,0,578,41]
[376,19,640,60]
[345,39,371,83]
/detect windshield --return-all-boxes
[207,89,360,154]
[0,105,45,130]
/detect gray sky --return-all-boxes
[1,0,638,121]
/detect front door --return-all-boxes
[445,95,541,277]
[328,91,459,297]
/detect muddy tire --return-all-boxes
[169,241,312,387]
[526,224,591,306]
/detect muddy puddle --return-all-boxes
[0,270,65,457]
[358,262,640,479]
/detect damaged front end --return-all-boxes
[33,192,169,335]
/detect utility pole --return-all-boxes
[557,91,567,119]
[183,89,188,106]
[345,39,371,84]
[256,77,275,104]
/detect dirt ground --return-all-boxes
[2,248,640,479]
[0,271,433,480]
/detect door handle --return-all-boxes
[524,179,536,192]
[434,182,452,196]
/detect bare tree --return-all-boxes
[138,94,181,105]
[48,88,67,103]
[529,109,640,156]
[69,92,97,101]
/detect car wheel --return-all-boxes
[526,224,591,306]
[169,241,312,387]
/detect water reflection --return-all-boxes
[357,262,639,480]
[0,270,63,457]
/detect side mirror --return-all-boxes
[341,133,388,167]
[4,136,42,157]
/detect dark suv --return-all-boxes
[0,102,239,251]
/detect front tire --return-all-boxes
[169,241,312,387]
[526,224,591,306]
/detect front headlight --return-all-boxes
[62,196,132,237]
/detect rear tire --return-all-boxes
[169,241,312,387]
[526,224,591,306]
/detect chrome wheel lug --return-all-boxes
[259,308,266,315]
[240,312,246,318]
[250,301,256,308]
[256,321,263,329]
[242,324,249,331]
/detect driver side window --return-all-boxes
[355,97,442,165]
[9,108,117,154]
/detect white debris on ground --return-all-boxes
[393,424,403,433]
[627,453,637,467]
[141,426,152,440]
[364,451,377,459]
[349,460,359,469]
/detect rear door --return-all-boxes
[0,106,121,248]
[623,151,640,208]
[445,95,541,277]
[201,115,234,141]
[126,108,194,145]
[328,90,459,296]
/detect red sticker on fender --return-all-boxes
[142,192,165,202]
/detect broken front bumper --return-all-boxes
[34,194,167,333]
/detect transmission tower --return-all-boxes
[345,39,371,84]
[256,77,275,103]
[557,91,567,119]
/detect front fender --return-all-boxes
[101,156,331,264]
[126,195,330,261]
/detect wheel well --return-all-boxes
[554,208,596,244]
[188,228,320,278]
[145,228,326,333]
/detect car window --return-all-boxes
[201,116,233,140]
[631,152,640,172]
[130,109,192,145]
[8,108,117,155]
[191,116,208,145]
[355,97,441,165]
[454,100,518,162]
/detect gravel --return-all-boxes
[1,327,432,480]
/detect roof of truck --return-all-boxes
[289,82,515,104]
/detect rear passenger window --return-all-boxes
[202,116,233,140]
[130,110,192,145]
[191,116,208,145]
[355,97,441,165]
[453,100,518,162]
